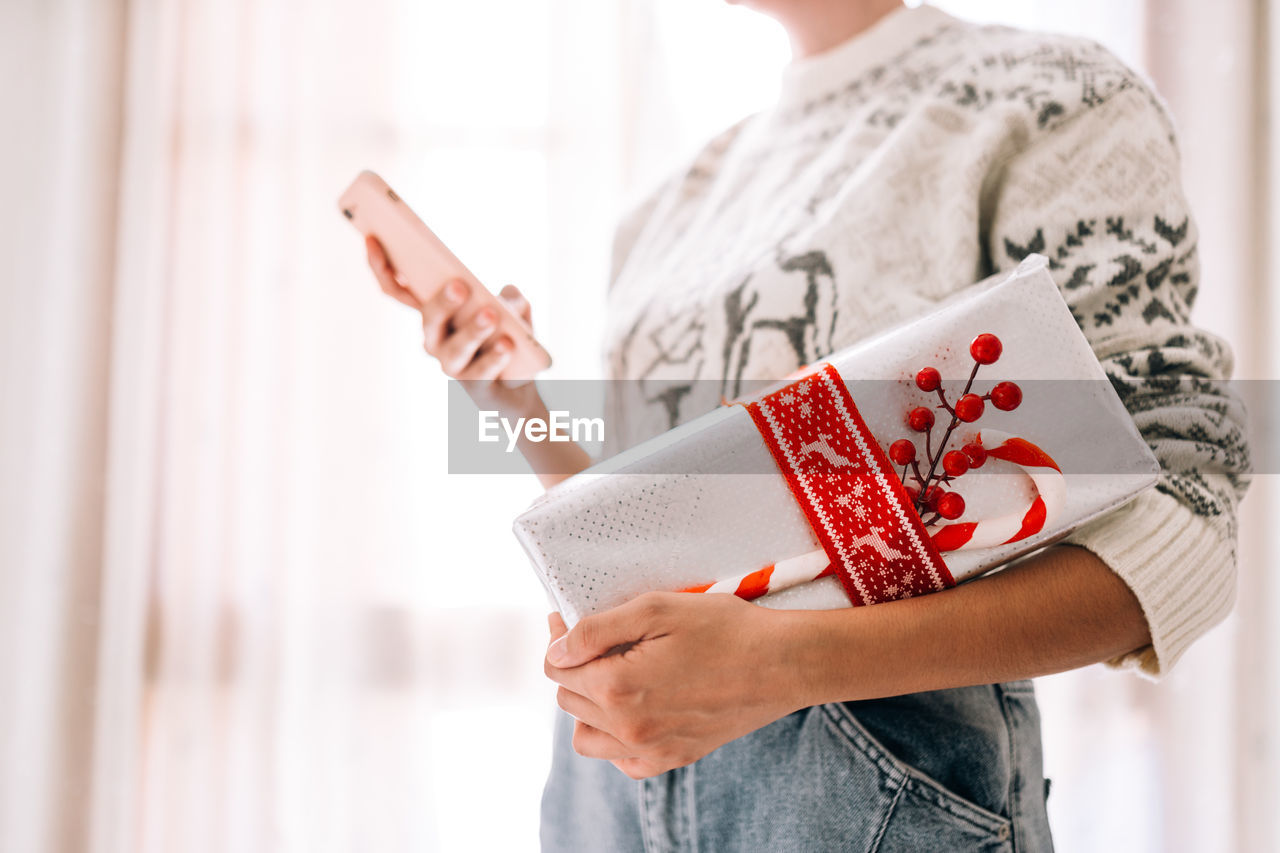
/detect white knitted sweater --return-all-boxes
[602,4,1250,676]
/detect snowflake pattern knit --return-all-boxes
[602,4,1250,675]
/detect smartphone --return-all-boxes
[338,170,552,380]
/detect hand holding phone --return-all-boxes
[365,235,534,386]
[340,170,552,382]
[344,171,589,488]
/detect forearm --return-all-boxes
[785,544,1150,706]
[521,423,593,490]
[504,395,593,490]
[465,380,593,489]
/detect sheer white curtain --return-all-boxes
[0,0,124,850]
[3,0,638,850]
[1,1,1274,852]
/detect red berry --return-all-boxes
[970,333,1003,365]
[921,485,943,510]
[889,439,916,466]
[991,381,1022,411]
[955,393,985,422]
[943,450,969,477]
[904,485,921,504]
[963,442,987,468]
[907,406,935,432]
[937,491,966,520]
[915,367,941,392]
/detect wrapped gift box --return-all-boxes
[513,255,1160,626]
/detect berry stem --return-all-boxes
[935,387,955,416]
[960,358,981,398]
[914,360,982,516]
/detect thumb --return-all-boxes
[547,596,661,668]
[547,611,568,643]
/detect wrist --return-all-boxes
[774,607,860,709]
[508,388,550,422]
[466,378,547,421]
[774,600,927,707]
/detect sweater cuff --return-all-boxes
[1063,487,1236,678]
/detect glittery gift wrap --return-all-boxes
[513,256,1160,626]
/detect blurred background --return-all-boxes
[0,0,1275,850]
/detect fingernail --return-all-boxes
[548,636,569,666]
[476,309,494,329]
[445,281,466,302]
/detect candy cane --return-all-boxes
[680,430,1065,599]
[929,430,1066,552]
[681,549,833,601]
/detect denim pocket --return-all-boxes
[692,705,903,852]
[819,702,1015,850]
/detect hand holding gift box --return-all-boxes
[514,255,1160,626]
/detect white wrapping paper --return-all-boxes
[513,256,1160,626]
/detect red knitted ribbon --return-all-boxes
[743,364,954,606]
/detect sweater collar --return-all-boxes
[776,4,954,109]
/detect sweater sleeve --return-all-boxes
[985,82,1251,677]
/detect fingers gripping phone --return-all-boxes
[338,170,552,380]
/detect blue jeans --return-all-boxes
[541,680,1054,852]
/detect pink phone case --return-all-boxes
[338,170,552,380]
